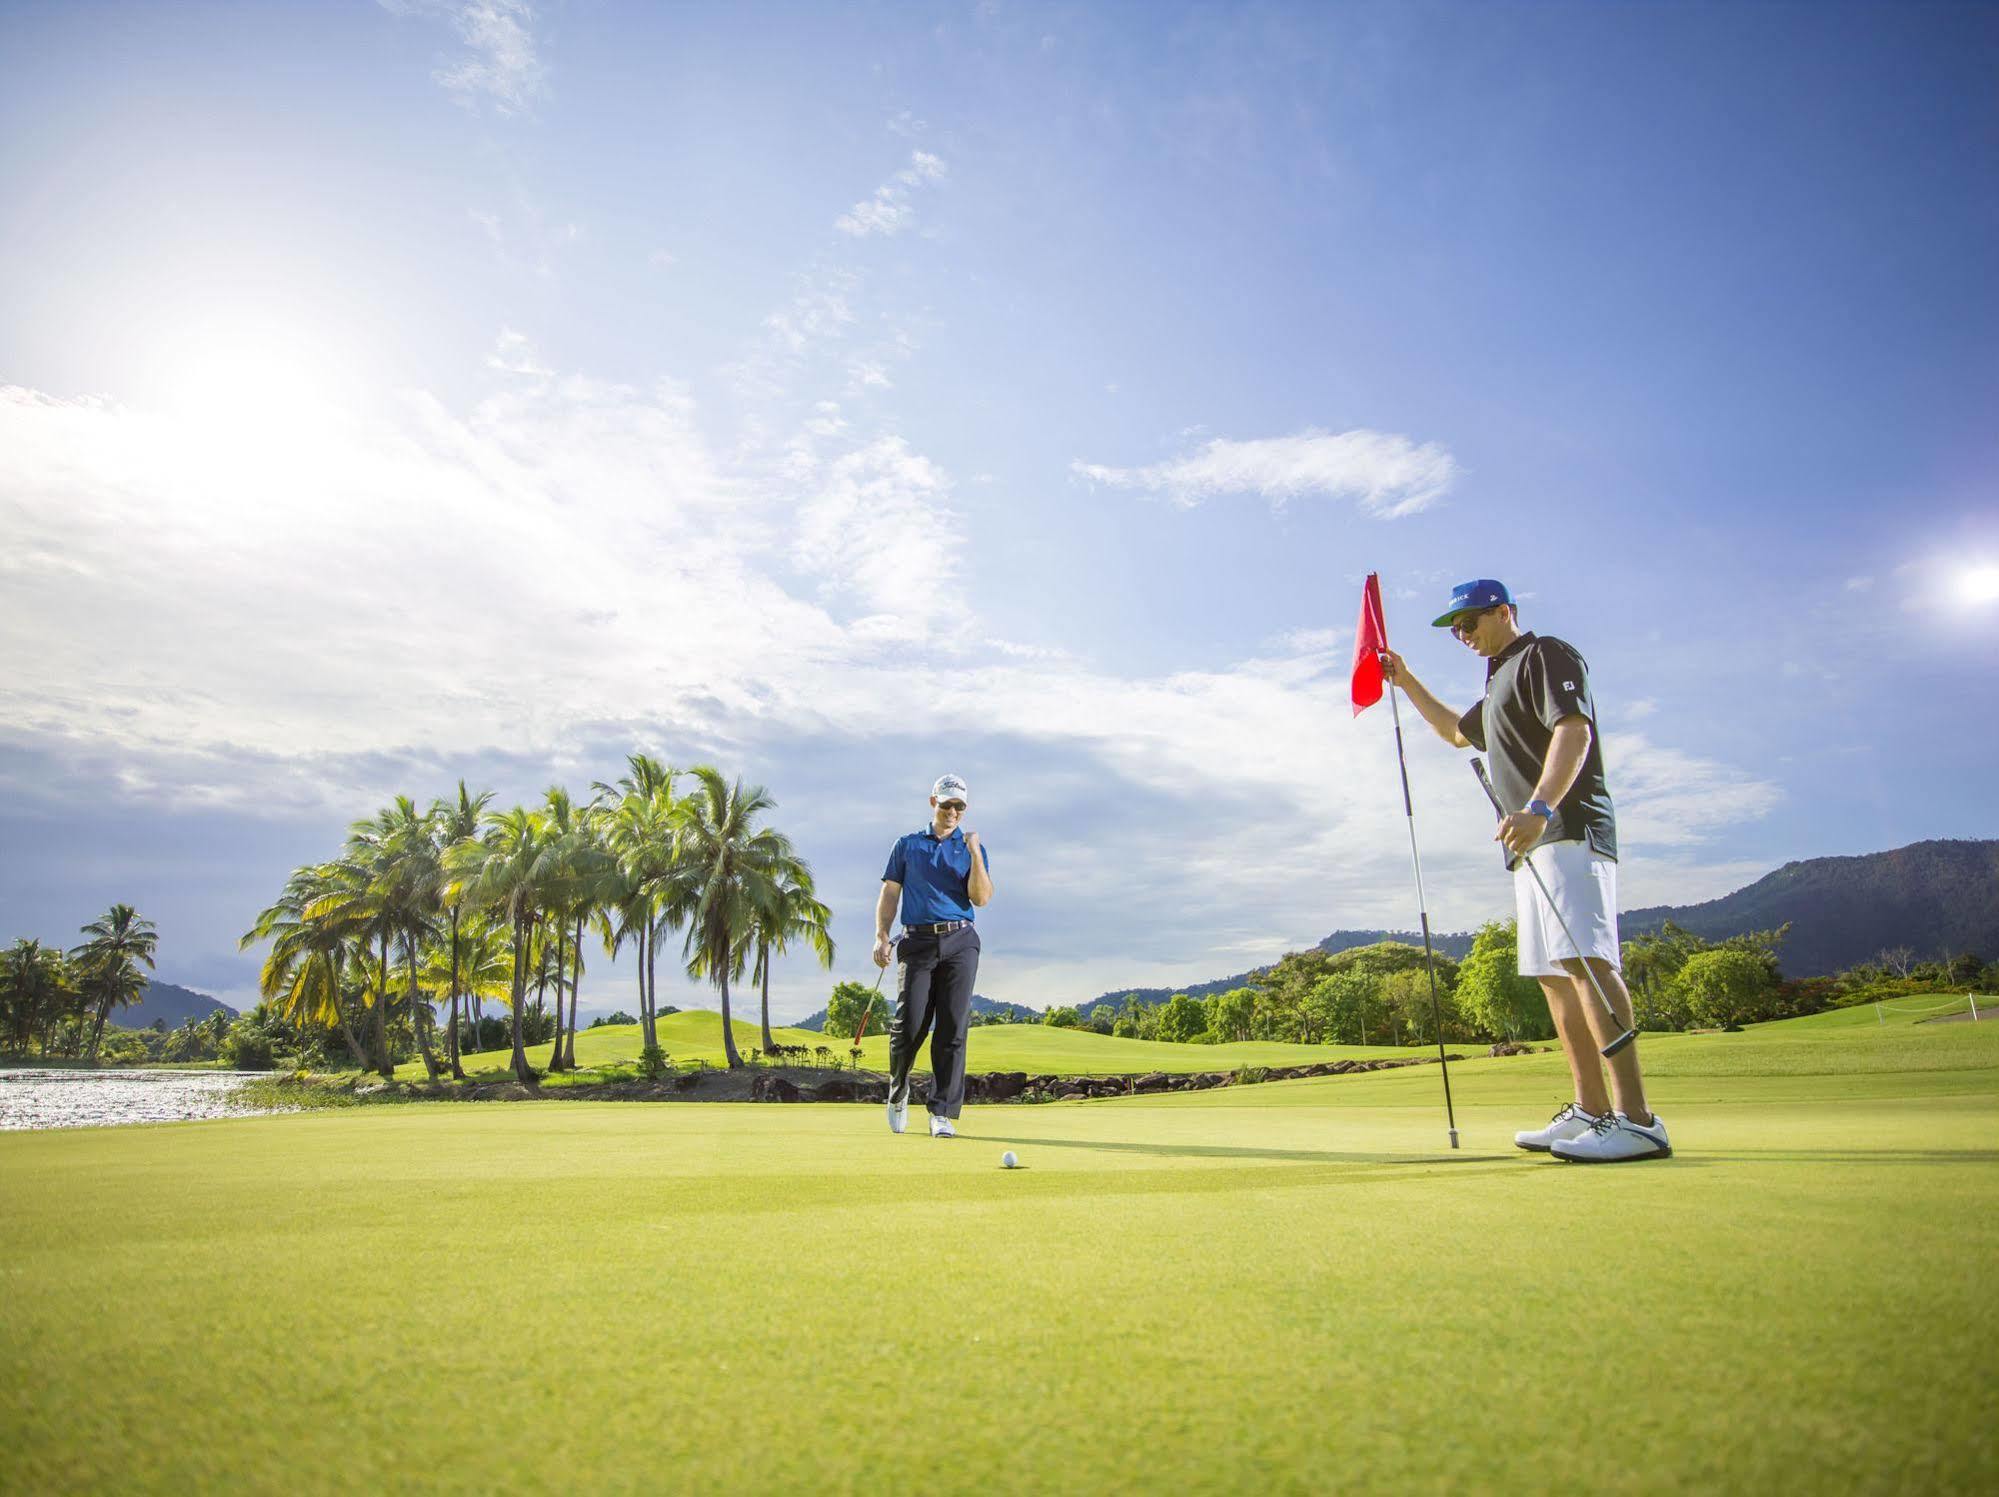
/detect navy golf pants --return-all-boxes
[888,924,980,1118]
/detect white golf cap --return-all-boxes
[931,773,970,805]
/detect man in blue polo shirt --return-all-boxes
[1383,579,1669,1164]
[874,773,994,1137]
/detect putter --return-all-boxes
[1470,759,1637,1058]
[853,960,887,1047]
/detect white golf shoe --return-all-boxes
[1551,1111,1671,1163]
[1514,1102,1599,1153]
[886,1094,907,1134]
[929,1113,956,1139]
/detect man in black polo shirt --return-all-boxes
[873,773,994,1138]
[1382,579,1669,1163]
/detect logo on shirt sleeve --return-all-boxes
[1563,680,1577,692]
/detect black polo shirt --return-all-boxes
[1456,632,1617,869]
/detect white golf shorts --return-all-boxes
[1513,838,1621,977]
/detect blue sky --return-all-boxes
[3,0,1995,1020]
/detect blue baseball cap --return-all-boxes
[1430,578,1514,627]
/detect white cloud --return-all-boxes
[1845,575,1874,592]
[836,150,950,238]
[1073,428,1458,517]
[486,326,550,377]
[383,0,548,115]
[792,437,968,639]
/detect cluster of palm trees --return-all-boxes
[1,904,159,1060]
[240,755,834,1085]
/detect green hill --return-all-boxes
[400,1008,1425,1081]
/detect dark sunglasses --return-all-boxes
[1450,607,1493,639]
[938,800,967,812]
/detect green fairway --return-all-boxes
[5,1003,1995,1492]
[410,1008,1425,1082]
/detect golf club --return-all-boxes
[852,960,887,1047]
[1469,759,1637,1057]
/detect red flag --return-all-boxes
[1352,572,1388,715]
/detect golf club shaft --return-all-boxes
[1469,760,1636,1058]
[853,961,887,1046]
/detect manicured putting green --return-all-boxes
[4,1002,1994,1491]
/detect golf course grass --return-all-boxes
[4,996,1993,1492]
[403,1008,1430,1083]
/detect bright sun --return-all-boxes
[1958,565,1999,607]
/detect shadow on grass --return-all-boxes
[1698,1149,1999,1166]
[980,1134,1507,1167]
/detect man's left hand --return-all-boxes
[1495,811,1548,857]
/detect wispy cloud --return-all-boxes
[1072,428,1459,517]
[383,0,547,115]
[836,151,949,238]
[486,326,550,377]
[793,437,967,641]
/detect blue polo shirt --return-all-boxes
[883,826,990,925]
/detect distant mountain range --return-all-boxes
[1622,838,1998,976]
[112,980,237,1031]
[939,839,1999,1018]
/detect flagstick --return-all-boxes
[1386,674,1461,1150]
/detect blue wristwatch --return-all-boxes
[1525,799,1556,822]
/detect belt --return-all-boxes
[904,920,971,935]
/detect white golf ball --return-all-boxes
[1000,1150,1019,1169]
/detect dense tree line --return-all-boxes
[237,755,833,1083]
[988,925,1994,1049]
[1,904,159,1061]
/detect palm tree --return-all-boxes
[241,864,371,1068]
[70,903,159,1062]
[373,796,447,1082]
[593,758,681,1056]
[317,813,402,1078]
[445,805,560,1084]
[2,938,71,1055]
[420,915,512,1065]
[749,862,835,1054]
[431,782,493,1080]
[665,766,791,1069]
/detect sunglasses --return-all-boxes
[938,800,967,812]
[1450,607,1493,640]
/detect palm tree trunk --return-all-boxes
[759,944,776,1054]
[546,921,569,1071]
[564,915,582,1068]
[531,918,548,1025]
[330,951,367,1068]
[509,913,534,1084]
[374,930,393,1078]
[720,961,742,1069]
[447,909,466,1081]
[89,996,111,1063]
[410,936,440,1082]
[642,921,659,1053]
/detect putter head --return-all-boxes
[1600,1028,1638,1058]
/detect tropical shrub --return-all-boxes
[1678,947,1781,1028]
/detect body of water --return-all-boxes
[0,1068,269,1130]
